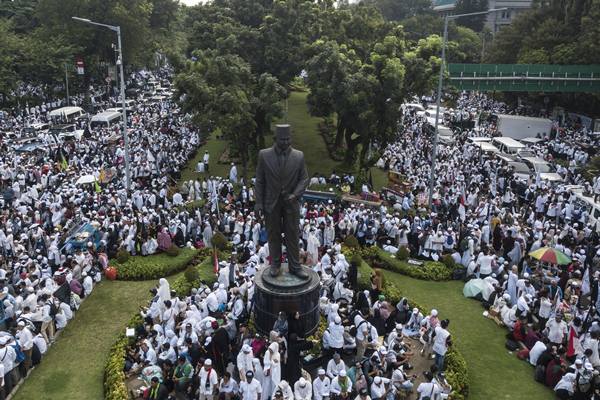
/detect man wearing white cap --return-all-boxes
[293,377,312,400]
[313,369,330,400]
[198,358,219,400]
[370,376,390,400]
[330,369,351,399]
[16,320,33,371]
[237,344,254,381]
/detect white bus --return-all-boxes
[90,111,122,129]
[48,106,85,123]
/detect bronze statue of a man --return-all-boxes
[255,124,309,279]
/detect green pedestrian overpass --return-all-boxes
[447,64,600,92]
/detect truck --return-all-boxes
[496,114,552,140]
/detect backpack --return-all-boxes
[534,364,546,383]
[505,339,519,352]
[47,301,59,318]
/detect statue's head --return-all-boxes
[275,124,291,152]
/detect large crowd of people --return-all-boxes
[1,61,600,400]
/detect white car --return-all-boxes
[520,157,563,182]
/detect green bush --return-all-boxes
[171,255,219,296]
[165,245,181,257]
[350,252,363,266]
[306,316,327,356]
[184,264,199,283]
[104,314,143,400]
[445,347,470,400]
[343,235,360,248]
[362,247,454,281]
[396,246,410,261]
[211,231,228,250]
[115,248,199,280]
[441,254,457,270]
[115,248,129,264]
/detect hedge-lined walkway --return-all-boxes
[380,269,552,400]
[12,277,166,400]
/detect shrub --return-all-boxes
[171,255,219,296]
[115,248,129,264]
[396,246,410,261]
[343,235,360,248]
[441,254,457,270]
[184,264,199,283]
[211,231,228,250]
[104,314,143,400]
[306,316,327,356]
[350,253,363,266]
[445,347,470,399]
[362,247,453,281]
[165,245,181,257]
[116,248,199,280]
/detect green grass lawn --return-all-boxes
[380,270,552,400]
[281,92,347,177]
[178,131,229,184]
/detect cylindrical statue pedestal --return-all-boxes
[253,264,320,337]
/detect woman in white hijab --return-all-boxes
[263,341,281,397]
[157,278,171,306]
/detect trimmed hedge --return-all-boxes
[361,246,457,281]
[114,248,210,281]
[104,314,143,400]
[353,253,470,399]
[445,348,470,400]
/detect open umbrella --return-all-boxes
[528,247,571,265]
[463,279,494,300]
[76,174,96,185]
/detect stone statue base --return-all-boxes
[253,264,320,337]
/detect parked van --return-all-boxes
[492,137,526,155]
[90,111,122,129]
[568,188,600,231]
[48,106,85,123]
[472,141,500,153]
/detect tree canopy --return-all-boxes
[0,0,181,104]
[176,0,481,169]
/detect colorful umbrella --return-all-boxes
[528,247,571,265]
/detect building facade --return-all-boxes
[432,0,532,32]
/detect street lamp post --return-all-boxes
[64,63,70,106]
[428,8,507,208]
[72,16,131,192]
